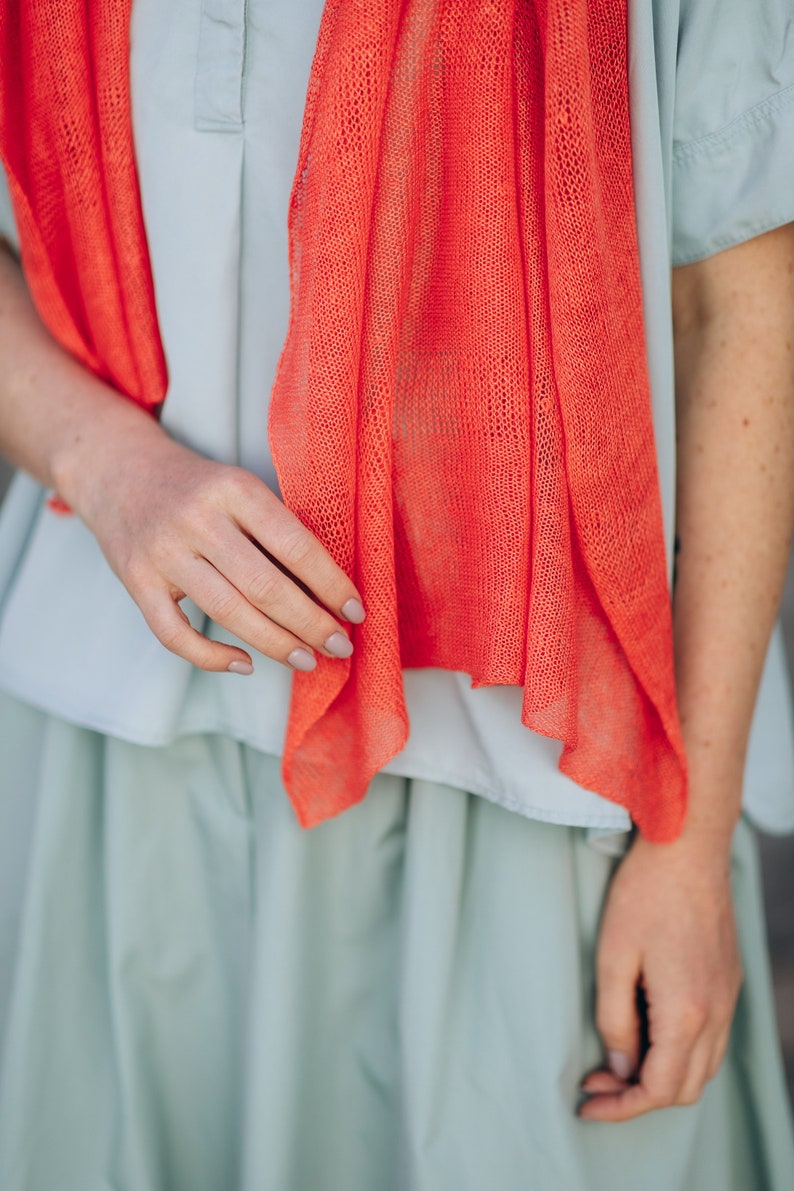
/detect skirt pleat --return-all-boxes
[1,691,793,1190]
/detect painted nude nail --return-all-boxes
[607,1050,634,1081]
[227,660,254,676]
[341,597,366,624]
[324,631,354,659]
[287,648,317,672]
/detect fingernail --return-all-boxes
[227,660,254,676]
[607,1050,634,1081]
[287,648,317,672]
[341,598,366,624]
[324,631,354,659]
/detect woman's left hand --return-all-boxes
[576,225,794,1125]
[578,829,743,1122]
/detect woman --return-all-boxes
[0,0,793,1187]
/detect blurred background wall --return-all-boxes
[0,456,792,1106]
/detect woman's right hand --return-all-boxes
[0,244,362,676]
[62,408,365,676]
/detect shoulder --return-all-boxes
[673,0,794,144]
[659,0,794,264]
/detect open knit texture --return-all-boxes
[0,0,688,839]
[0,0,166,405]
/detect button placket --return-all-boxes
[194,0,247,131]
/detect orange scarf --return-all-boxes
[0,0,688,840]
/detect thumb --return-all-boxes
[594,946,644,1081]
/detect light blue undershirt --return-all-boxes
[1,0,794,837]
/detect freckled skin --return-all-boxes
[582,223,794,1125]
[671,222,794,837]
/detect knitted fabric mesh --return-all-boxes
[0,0,687,840]
[270,0,687,839]
[0,0,166,406]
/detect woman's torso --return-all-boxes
[0,0,793,837]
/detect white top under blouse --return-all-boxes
[1,0,794,839]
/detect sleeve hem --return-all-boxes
[673,212,794,268]
[671,83,794,266]
[672,82,794,165]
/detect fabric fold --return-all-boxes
[270,0,687,838]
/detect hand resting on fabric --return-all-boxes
[579,830,742,1121]
[67,428,366,676]
[0,243,364,676]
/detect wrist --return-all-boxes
[51,386,164,520]
[633,816,737,879]
[668,721,745,862]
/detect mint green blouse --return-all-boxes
[0,0,793,838]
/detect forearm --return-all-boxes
[0,242,362,674]
[581,234,794,1121]
[0,243,164,509]
[672,223,794,851]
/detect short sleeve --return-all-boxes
[0,160,19,253]
[672,0,794,265]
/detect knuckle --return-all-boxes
[662,999,708,1042]
[139,596,168,634]
[677,1000,709,1035]
[216,466,256,507]
[177,505,215,545]
[278,527,316,571]
[122,556,152,595]
[146,528,187,575]
[205,589,239,624]
[153,616,187,655]
[246,568,280,609]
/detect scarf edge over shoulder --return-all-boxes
[0,0,689,841]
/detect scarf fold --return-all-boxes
[0,0,688,840]
[0,0,166,406]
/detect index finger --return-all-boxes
[235,478,366,623]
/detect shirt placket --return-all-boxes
[194,0,248,131]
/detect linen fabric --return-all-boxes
[0,0,793,839]
[0,0,686,839]
[1,689,793,1191]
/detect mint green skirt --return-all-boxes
[0,690,793,1190]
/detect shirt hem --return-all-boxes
[2,673,793,837]
[0,673,635,832]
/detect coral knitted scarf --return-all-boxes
[0,0,688,839]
